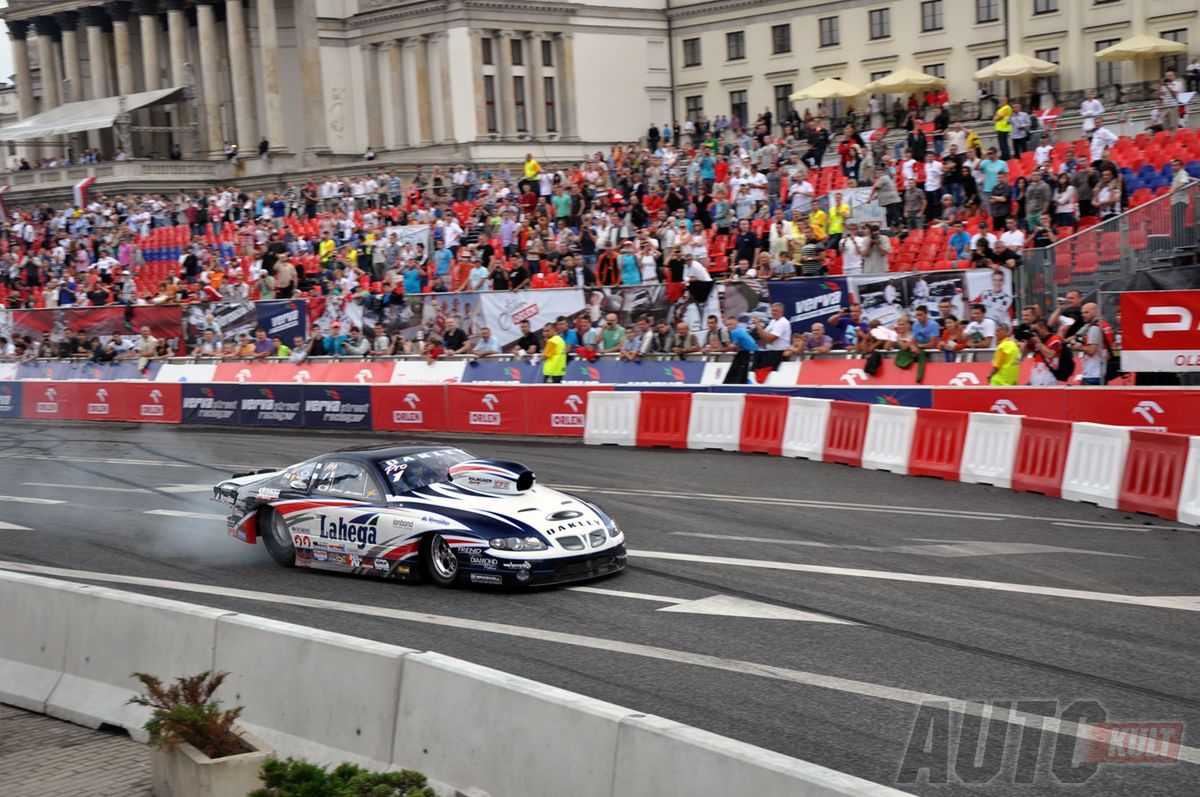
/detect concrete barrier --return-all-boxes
[960,413,1022,489]
[214,614,412,772]
[860,404,917,475]
[583,391,641,446]
[687,393,746,452]
[0,570,75,712]
[1061,422,1130,508]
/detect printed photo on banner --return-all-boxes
[478,288,584,347]
[817,187,886,228]
[307,292,366,334]
[384,224,432,254]
[963,268,1014,324]
[184,299,256,346]
[848,275,908,326]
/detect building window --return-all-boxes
[483,75,497,133]
[544,76,557,132]
[774,84,793,122]
[976,0,999,23]
[1095,40,1122,87]
[819,17,839,47]
[683,37,701,67]
[869,9,890,40]
[685,95,703,122]
[729,90,748,125]
[1160,29,1187,74]
[726,31,745,60]
[1033,0,1057,13]
[513,76,527,132]
[771,24,791,54]
[1034,47,1061,93]
[921,1,943,31]
[542,39,554,67]
[510,37,523,66]
[923,63,945,79]
[976,56,1004,99]
[481,37,494,66]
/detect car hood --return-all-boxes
[387,482,611,539]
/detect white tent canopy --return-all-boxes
[0,87,185,141]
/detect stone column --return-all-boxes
[224,0,257,151]
[105,2,136,96]
[163,0,195,157]
[426,32,447,144]
[8,20,38,163]
[255,0,286,152]
[383,42,408,150]
[400,38,421,147]
[56,12,83,103]
[82,7,112,99]
[496,30,516,139]
[413,36,433,145]
[556,32,577,140]
[33,17,61,111]
[133,0,168,157]
[194,0,224,156]
[527,32,545,139]
[469,30,487,137]
[292,0,328,154]
[362,44,384,151]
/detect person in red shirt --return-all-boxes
[642,188,664,216]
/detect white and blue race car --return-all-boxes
[213,444,626,587]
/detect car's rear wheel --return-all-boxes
[260,508,296,568]
[422,533,459,587]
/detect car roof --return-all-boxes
[327,443,467,466]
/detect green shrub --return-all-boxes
[249,757,437,797]
[128,671,247,759]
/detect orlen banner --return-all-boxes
[371,385,450,432]
[523,386,613,436]
[0,382,22,419]
[446,385,525,434]
[80,383,125,422]
[1120,290,1200,371]
[126,383,182,423]
[22,382,80,420]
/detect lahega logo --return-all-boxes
[393,391,424,424]
[140,388,165,416]
[470,392,501,425]
[87,387,110,415]
[37,387,59,414]
[552,393,585,428]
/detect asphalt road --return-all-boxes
[1,421,1198,796]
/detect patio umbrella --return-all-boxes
[973,53,1059,81]
[1094,34,1187,62]
[789,78,866,102]
[864,68,947,94]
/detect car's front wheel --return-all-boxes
[422,533,459,587]
[260,508,296,567]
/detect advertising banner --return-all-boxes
[238,384,304,428]
[79,383,125,422]
[21,381,80,420]
[523,386,613,437]
[184,300,257,348]
[370,385,450,432]
[0,382,22,419]
[255,300,308,344]
[126,382,182,423]
[10,305,183,344]
[931,388,1069,420]
[768,278,849,336]
[301,384,372,429]
[1119,290,1200,371]
[445,385,526,434]
[1065,388,1200,435]
[181,383,242,425]
[477,289,586,347]
[818,187,886,227]
[14,360,158,381]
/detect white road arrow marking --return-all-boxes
[0,521,32,530]
[567,585,855,624]
[672,533,1138,559]
[144,509,226,520]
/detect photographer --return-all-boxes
[1068,302,1110,385]
[862,223,891,275]
[1027,319,1070,386]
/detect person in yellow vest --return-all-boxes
[318,233,336,268]
[542,321,566,383]
[988,322,1021,386]
[522,153,542,195]
[807,206,829,242]
[993,96,1013,161]
[827,192,851,251]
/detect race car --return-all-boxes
[212,444,626,588]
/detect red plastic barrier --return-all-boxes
[22,382,79,420]
[635,391,693,448]
[125,382,182,423]
[1011,417,1072,497]
[932,388,1068,421]
[823,400,869,467]
[371,385,449,432]
[78,382,126,422]
[446,385,525,434]
[739,394,788,456]
[523,386,612,437]
[908,408,968,481]
[1118,430,1190,520]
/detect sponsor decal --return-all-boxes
[296,548,312,560]
[318,515,378,550]
[547,510,583,521]
[551,413,585,428]
[470,573,504,585]
[313,550,329,562]
[422,515,451,526]
[327,553,348,566]
[139,387,165,417]
[990,399,1019,415]
[392,410,424,424]
[1131,400,1165,430]
[502,561,532,570]
[350,554,363,568]
[304,388,371,427]
[87,388,111,415]
[257,488,281,500]
[458,547,484,555]
[469,411,501,426]
[391,517,414,529]
[382,459,410,483]
[292,534,312,548]
[372,558,391,572]
[469,555,499,569]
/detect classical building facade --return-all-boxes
[0,0,1195,169]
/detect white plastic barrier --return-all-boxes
[154,362,216,383]
[583,391,641,446]
[960,413,1022,489]
[1061,422,1131,508]
[1179,436,1200,527]
[613,714,905,797]
[46,584,232,738]
[860,404,917,474]
[214,614,413,772]
[781,397,832,460]
[764,361,802,386]
[700,361,732,385]
[687,393,746,451]
[0,570,76,712]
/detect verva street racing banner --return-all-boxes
[1120,290,1200,371]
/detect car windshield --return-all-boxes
[374,448,473,495]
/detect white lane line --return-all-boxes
[0,453,196,468]
[567,585,688,604]
[567,585,853,622]
[144,509,226,521]
[671,533,1139,559]
[628,549,1200,613]
[1051,521,1199,533]
[0,495,66,505]
[1,560,1197,766]
[23,482,150,494]
[0,521,32,530]
[156,485,215,494]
